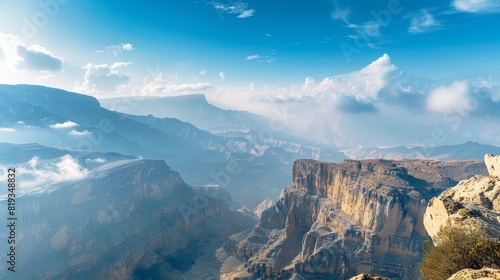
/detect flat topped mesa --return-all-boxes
[485,154,500,178]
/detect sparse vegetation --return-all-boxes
[457,208,468,216]
[420,223,500,280]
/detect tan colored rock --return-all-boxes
[349,274,389,280]
[485,154,500,178]
[447,268,500,280]
[221,159,486,280]
[423,156,500,241]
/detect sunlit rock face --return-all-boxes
[424,154,500,242]
[0,159,255,279]
[220,159,485,280]
[485,154,500,178]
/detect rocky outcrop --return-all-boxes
[424,154,500,240]
[485,154,500,178]
[0,160,255,279]
[220,159,486,280]
[349,274,389,280]
[447,268,500,280]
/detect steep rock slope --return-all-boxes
[0,157,255,279]
[424,154,500,240]
[220,159,486,280]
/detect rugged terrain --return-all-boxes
[0,145,255,279]
[219,158,486,279]
[424,154,500,240]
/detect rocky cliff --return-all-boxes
[220,159,486,280]
[423,154,500,241]
[0,159,255,279]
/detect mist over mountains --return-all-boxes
[1,84,499,279]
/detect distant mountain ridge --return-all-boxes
[345,141,500,161]
[0,84,345,207]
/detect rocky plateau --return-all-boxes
[219,158,486,279]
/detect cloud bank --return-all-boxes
[0,155,88,198]
[0,33,63,72]
[141,73,212,94]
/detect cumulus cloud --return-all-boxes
[219,54,396,113]
[0,155,88,198]
[426,80,475,113]
[50,121,79,129]
[219,72,226,80]
[0,33,63,72]
[141,73,212,94]
[0,127,15,132]
[409,10,440,34]
[295,53,396,101]
[74,62,131,93]
[452,0,500,13]
[208,1,255,18]
[97,43,135,56]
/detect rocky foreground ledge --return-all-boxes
[424,154,500,240]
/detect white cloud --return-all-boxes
[208,1,255,18]
[452,0,500,13]
[298,53,396,101]
[212,54,396,114]
[97,43,135,56]
[0,33,63,72]
[0,155,89,198]
[237,9,255,18]
[69,130,91,136]
[409,10,439,34]
[0,127,15,132]
[142,73,212,94]
[246,55,261,60]
[426,80,475,113]
[246,54,277,63]
[50,121,79,129]
[200,69,207,75]
[219,72,226,80]
[74,62,131,93]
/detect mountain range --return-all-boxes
[1,84,500,279]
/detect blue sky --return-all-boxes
[1,0,500,146]
[1,0,499,93]
[0,1,500,127]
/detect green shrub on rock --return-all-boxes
[420,223,500,280]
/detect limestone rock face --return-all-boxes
[423,156,500,240]
[485,154,500,178]
[1,160,255,279]
[447,268,500,280]
[220,159,486,280]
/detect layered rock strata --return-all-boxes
[0,160,255,279]
[220,159,486,279]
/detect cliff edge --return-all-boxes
[220,159,485,279]
[423,154,500,240]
